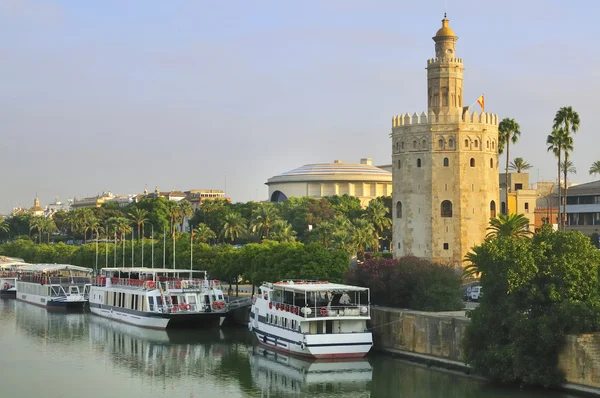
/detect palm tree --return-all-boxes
[312,221,335,249]
[107,217,131,243]
[250,204,280,241]
[462,246,484,279]
[166,201,181,236]
[0,218,9,234]
[546,128,567,230]
[498,118,521,214]
[193,223,217,244]
[79,208,95,243]
[29,216,44,243]
[508,157,533,173]
[363,200,392,252]
[221,212,247,242]
[589,161,600,177]
[486,213,532,240]
[43,218,57,243]
[178,200,193,232]
[128,208,149,240]
[268,219,296,243]
[352,218,378,256]
[553,106,580,230]
[561,160,577,176]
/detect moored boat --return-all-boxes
[249,280,373,359]
[89,267,228,329]
[0,258,26,298]
[15,264,92,310]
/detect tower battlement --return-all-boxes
[427,57,463,65]
[391,110,498,129]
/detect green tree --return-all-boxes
[363,199,392,252]
[508,157,532,173]
[589,160,600,177]
[546,127,569,230]
[165,201,181,235]
[464,230,600,386]
[553,106,580,231]
[268,219,296,243]
[352,218,377,256]
[0,218,8,234]
[128,208,149,240]
[486,213,532,240]
[29,216,44,243]
[193,223,217,244]
[178,200,193,232]
[325,195,364,220]
[42,218,57,243]
[106,217,131,243]
[498,118,521,214]
[221,212,247,242]
[250,203,280,241]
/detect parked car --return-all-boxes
[465,285,483,301]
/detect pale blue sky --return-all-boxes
[1,0,598,211]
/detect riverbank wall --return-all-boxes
[369,307,600,395]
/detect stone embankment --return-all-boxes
[369,306,600,395]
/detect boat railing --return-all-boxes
[147,302,226,314]
[19,275,91,285]
[269,303,370,319]
[92,277,222,291]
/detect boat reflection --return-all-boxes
[88,316,242,378]
[249,346,373,397]
[14,300,87,344]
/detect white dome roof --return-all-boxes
[267,160,391,184]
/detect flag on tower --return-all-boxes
[477,95,484,112]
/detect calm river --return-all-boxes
[0,299,581,398]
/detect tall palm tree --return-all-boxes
[508,157,533,173]
[498,118,521,214]
[106,217,131,243]
[546,128,567,230]
[79,208,95,243]
[250,204,280,241]
[178,200,193,232]
[589,161,600,177]
[221,212,247,242]
[166,201,181,236]
[193,223,217,244]
[43,218,57,243]
[553,106,580,230]
[268,219,296,243]
[29,216,44,243]
[362,200,392,252]
[486,213,532,240]
[0,218,9,234]
[352,218,378,256]
[561,160,577,176]
[128,208,149,241]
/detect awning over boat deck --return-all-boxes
[16,264,93,274]
[0,262,26,270]
[266,282,369,293]
[100,267,207,275]
[0,256,25,264]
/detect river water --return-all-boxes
[0,299,581,398]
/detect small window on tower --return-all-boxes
[397,160,401,169]
[443,158,449,167]
[422,139,427,149]
[470,158,475,167]
[438,139,444,149]
[449,138,454,148]
[490,158,493,168]
[443,243,449,250]
[417,158,422,168]
[474,140,479,148]
[413,140,417,149]
[464,139,469,148]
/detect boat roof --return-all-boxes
[100,267,207,274]
[265,281,368,293]
[17,264,93,274]
[0,256,25,264]
[0,262,26,270]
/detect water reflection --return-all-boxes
[14,300,87,345]
[249,346,372,397]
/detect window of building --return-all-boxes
[398,242,401,249]
[490,158,493,168]
[490,201,496,218]
[438,139,444,149]
[492,141,495,150]
[449,138,454,148]
[443,243,449,250]
[474,140,479,148]
[422,139,427,149]
[470,158,475,167]
[524,202,529,213]
[396,201,402,218]
[417,158,422,167]
[464,139,469,148]
[441,200,453,217]
[443,158,449,167]
[515,183,523,190]
[413,140,417,149]
[501,202,506,215]
[486,140,490,149]
[397,159,401,169]
[395,142,399,151]
[401,142,404,150]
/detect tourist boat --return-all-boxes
[15,264,92,309]
[248,281,373,359]
[89,267,228,329]
[0,257,26,298]
[249,345,372,396]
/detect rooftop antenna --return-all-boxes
[444,0,447,18]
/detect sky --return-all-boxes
[1,0,599,212]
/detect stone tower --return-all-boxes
[391,16,500,265]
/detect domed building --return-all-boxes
[266,158,392,207]
[30,196,44,217]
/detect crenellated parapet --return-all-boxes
[427,57,463,65]
[391,110,498,129]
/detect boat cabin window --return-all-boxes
[149,296,154,308]
[171,296,178,305]
[156,296,163,305]
[188,296,196,304]
[217,294,223,300]
[211,295,216,302]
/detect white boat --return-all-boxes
[249,281,373,359]
[0,258,26,298]
[250,345,372,397]
[15,264,92,310]
[89,267,228,329]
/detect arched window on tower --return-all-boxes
[486,140,490,149]
[490,158,493,168]
[413,140,417,149]
[443,158,449,167]
[395,142,399,152]
[501,202,506,215]
[396,201,402,218]
[492,141,495,150]
[470,158,475,167]
[422,139,427,149]
[438,139,444,149]
[417,158,422,168]
[397,160,401,169]
[442,87,448,107]
[448,138,454,148]
[464,139,469,148]
[490,201,496,218]
[474,140,479,148]
[401,142,405,150]
[441,200,453,217]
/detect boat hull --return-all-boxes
[90,303,225,330]
[16,293,86,311]
[0,289,16,299]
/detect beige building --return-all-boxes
[266,158,392,207]
[499,173,537,231]
[30,196,44,217]
[391,16,500,265]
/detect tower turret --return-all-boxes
[427,15,464,114]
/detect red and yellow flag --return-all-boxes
[477,94,484,112]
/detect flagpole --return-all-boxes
[163,227,166,267]
[190,229,193,271]
[173,230,176,270]
[151,224,154,269]
[141,224,144,268]
[122,228,125,268]
[105,228,108,268]
[113,228,116,267]
[131,229,134,268]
